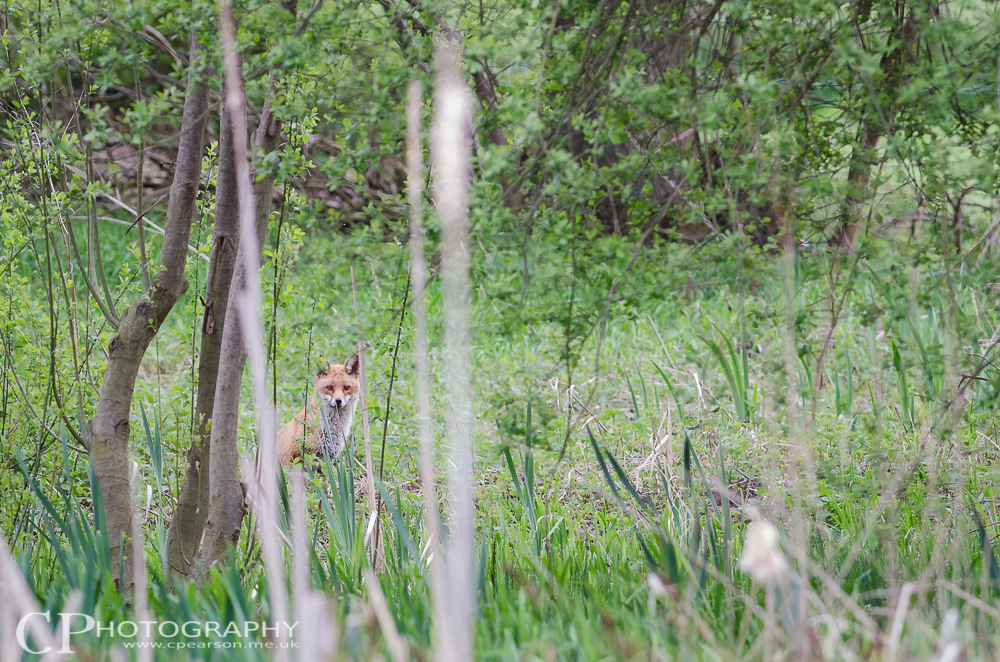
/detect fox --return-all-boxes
[277,354,360,465]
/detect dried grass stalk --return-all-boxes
[289,471,338,659]
[363,569,409,662]
[407,76,452,660]
[218,1,288,657]
[431,38,475,662]
[0,532,63,660]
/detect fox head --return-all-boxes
[316,354,361,410]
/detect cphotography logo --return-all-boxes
[16,612,299,654]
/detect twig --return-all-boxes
[371,267,411,556]
[351,266,379,564]
[62,213,120,329]
[378,271,410,481]
[294,0,325,36]
[0,331,88,453]
[135,138,152,292]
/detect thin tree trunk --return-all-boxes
[833,2,921,249]
[472,68,507,147]
[832,124,880,249]
[197,28,292,568]
[87,36,209,590]
[165,99,240,580]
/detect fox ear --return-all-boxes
[344,353,360,376]
[316,362,331,378]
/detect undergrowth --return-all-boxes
[5,225,1000,660]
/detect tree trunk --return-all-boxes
[165,99,240,580]
[472,68,507,148]
[832,1,922,249]
[197,69,286,570]
[832,124,881,249]
[87,36,208,591]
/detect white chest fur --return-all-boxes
[314,395,356,459]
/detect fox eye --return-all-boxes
[326,385,333,391]
[343,385,351,392]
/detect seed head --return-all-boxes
[739,520,789,584]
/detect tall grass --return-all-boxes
[6,362,1000,660]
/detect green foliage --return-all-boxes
[3,0,1000,657]
[705,329,754,423]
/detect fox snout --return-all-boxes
[323,393,350,408]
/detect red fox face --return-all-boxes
[316,354,360,409]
